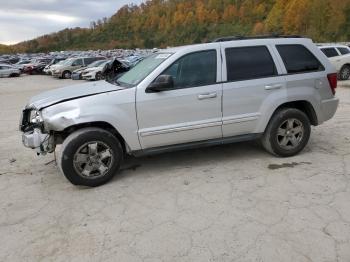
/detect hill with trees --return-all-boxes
[4,0,350,53]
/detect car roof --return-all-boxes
[318,45,349,49]
[161,37,313,54]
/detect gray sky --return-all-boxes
[0,0,142,45]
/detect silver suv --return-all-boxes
[20,36,339,186]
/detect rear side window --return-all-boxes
[163,50,217,88]
[277,45,324,74]
[320,48,339,58]
[337,47,350,55]
[225,46,277,81]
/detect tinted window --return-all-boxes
[321,48,339,58]
[84,58,95,65]
[277,45,324,74]
[163,50,217,88]
[337,47,350,55]
[225,46,277,81]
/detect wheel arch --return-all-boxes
[272,100,318,126]
[56,121,128,154]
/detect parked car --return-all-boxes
[51,57,105,79]
[13,60,32,71]
[22,58,52,75]
[72,60,109,80]
[0,64,21,77]
[20,36,339,187]
[43,58,66,75]
[319,45,350,80]
[101,58,131,82]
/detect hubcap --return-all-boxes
[73,141,114,179]
[277,118,304,150]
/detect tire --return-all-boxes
[261,108,311,157]
[62,70,72,79]
[339,65,350,81]
[57,127,123,187]
[95,72,102,81]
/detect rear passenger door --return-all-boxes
[221,44,286,137]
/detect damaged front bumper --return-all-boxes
[20,108,55,155]
[22,129,55,155]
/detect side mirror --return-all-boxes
[146,75,174,93]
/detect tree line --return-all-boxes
[3,0,350,54]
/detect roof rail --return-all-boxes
[212,35,303,42]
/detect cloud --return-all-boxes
[0,0,143,45]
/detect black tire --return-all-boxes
[339,65,350,81]
[62,70,71,79]
[261,108,311,157]
[95,72,102,81]
[57,128,123,187]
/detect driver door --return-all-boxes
[136,49,223,149]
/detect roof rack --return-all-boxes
[212,35,303,42]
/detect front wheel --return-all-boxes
[95,72,102,81]
[261,108,311,157]
[58,128,123,187]
[62,70,71,79]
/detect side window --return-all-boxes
[337,47,350,56]
[277,45,324,74]
[84,58,94,65]
[163,50,217,88]
[73,59,83,66]
[225,46,277,81]
[321,48,339,58]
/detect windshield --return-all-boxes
[116,53,172,87]
[60,58,74,65]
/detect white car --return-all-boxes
[0,64,21,77]
[81,60,110,81]
[319,45,350,80]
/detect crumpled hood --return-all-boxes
[28,81,122,109]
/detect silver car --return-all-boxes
[0,64,21,77]
[20,36,339,186]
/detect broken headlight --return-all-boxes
[30,110,43,124]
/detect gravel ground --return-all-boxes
[0,75,350,262]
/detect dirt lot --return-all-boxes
[0,75,350,262]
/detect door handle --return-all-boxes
[265,84,283,90]
[198,92,217,100]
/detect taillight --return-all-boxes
[327,73,337,95]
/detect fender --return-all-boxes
[41,88,142,151]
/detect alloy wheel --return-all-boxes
[277,118,304,150]
[73,141,114,179]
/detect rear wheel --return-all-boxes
[58,128,123,187]
[339,65,350,80]
[261,108,311,157]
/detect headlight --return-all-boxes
[30,110,43,124]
